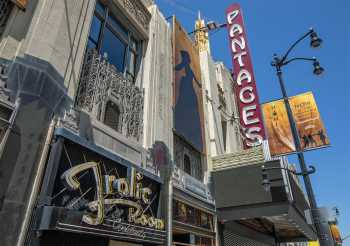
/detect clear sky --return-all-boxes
[155,0,349,243]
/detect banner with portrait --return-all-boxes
[173,17,205,153]
[262,92,330,156]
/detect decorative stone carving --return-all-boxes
[120,0,151,31]
[212,144,266,171]
[217,84,226,109]
[173,134,202,181]
[57,106,79,134]
[0,63,9,102]
[194,15,210,53]
[76,49,144,142]
[172,165,214,204]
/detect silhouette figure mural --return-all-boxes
[173,18,205,152]
[174,50,203,151]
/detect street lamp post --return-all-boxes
[271,28,326,244]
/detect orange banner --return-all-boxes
[11,0,28,10]
[262,92,329,156]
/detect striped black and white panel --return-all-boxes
[223,230,271,246]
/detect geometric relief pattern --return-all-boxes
[76,49,144,141]
[173,134,202,181]
[121,0,151,31]
[212,145,265,171]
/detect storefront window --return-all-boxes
[195,236,214,246]
[173,200,214,231]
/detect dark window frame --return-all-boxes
[103,100,121,132]
[183,154,191,176]
[221,120,227,151]
[88,1,141,82]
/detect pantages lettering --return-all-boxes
[61,162,164,230]
[226,4,265,148]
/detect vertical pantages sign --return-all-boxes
[226,4,266,148]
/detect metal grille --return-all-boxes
[0,0,12,35]
[76,49,144,141]
[223,230,271,246]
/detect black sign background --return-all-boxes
[38,136,165,244]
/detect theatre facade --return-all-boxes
[0,1,317,246]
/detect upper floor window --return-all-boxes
[184,154,191,175]
[221,120,227,151]
[104,101,120,132]
[87,1,141,82]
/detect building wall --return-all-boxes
[0,2,94,245]
[0,0,95,99]
[200,51,224,159]
[0,1,158,245]
[215,62,242,153]
[142,5,173,155]
[200,51,242,175]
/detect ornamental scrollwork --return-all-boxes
[76,49,144,141]
[122,0,151,31]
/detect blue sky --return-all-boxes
[155,0,350,243]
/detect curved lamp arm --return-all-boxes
[282,57,316,66]
[281,28,314,63]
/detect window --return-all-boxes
[104,101,120,132]
[221,120,227,151]
[173,200,214,231]
[87,1,141,81]
[183,154,191,175]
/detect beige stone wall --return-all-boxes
[0,0,96,99]
[212,145,265,171]
[142,5,173,154]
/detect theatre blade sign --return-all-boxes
[225,3,266,148]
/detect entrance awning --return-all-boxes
[212,159,317,242]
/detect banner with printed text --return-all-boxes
[262,92,330,156]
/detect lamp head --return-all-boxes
[206,21,218,31]
[310,29,322,48]
[313,59,324,76]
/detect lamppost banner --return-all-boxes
[262,92,330,156]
